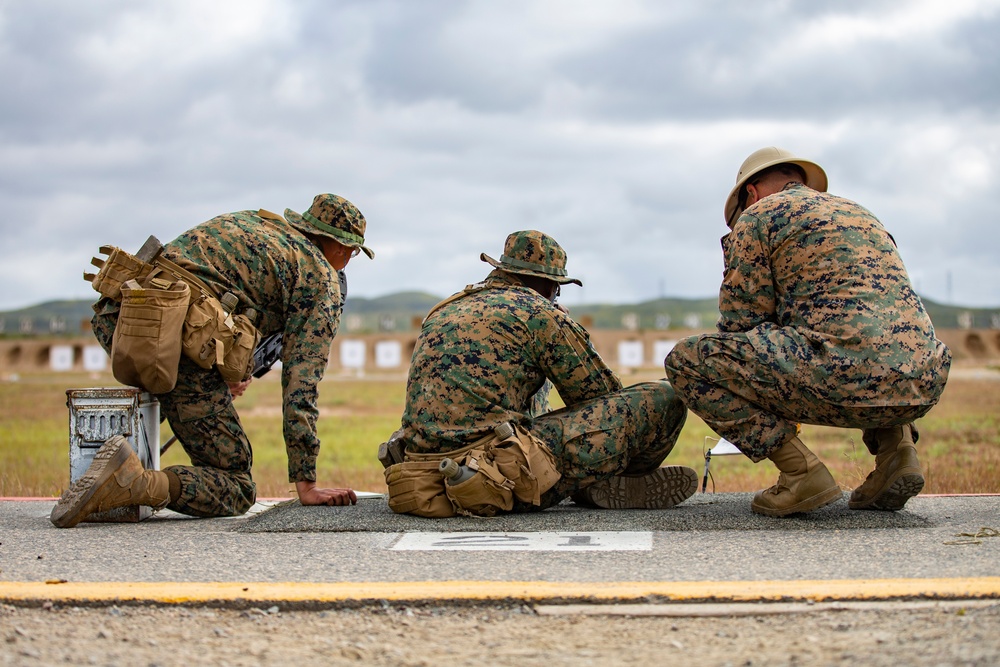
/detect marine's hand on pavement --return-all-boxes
[295,480,358,506]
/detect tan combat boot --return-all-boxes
[50,435,171,528]
[849,424,924,511]
[751,437,842,517]
[575,465,699,509]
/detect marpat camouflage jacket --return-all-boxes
[720,183,950,406]
[163,209,341,481]
[401,271,621,453]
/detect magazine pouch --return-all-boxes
[489,424,562,506]
[85,246,155,301]
[181,294,260,383]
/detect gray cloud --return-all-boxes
[0,0,997,312]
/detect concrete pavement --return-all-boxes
[1,494,998,608]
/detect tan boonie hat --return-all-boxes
[724,147,828,227]
[285,193,374,259]
[481,230,582,286]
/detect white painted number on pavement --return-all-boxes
[391,531,652,551]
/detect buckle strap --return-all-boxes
[150,254,218,299]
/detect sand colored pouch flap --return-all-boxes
[85,246,155,301]
[385,461,455,518]
[442,460,515,517]
[489,425,561,506]
[111,278,189,394]
[181,295,259,383]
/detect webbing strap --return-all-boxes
[404,428,500,463]
[467,451,516,491]
[422,281,489,324]
[150,255,218,299]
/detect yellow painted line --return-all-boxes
[1,578,998,605]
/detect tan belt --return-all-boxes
[404,423,515,463]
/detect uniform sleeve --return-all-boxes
[280,259,340,482]
[535,310,623,407]
[717,216,777,333]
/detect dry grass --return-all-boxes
[683,371,1000,495]
[1,366,997,498]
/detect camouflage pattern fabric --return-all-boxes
[481,229,581,285]
[527,381,687,509]
[665,183,951,462]
[92,209,342,516]
[401,270,687,508]
[285,193,374,259]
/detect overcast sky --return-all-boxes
[1,0,998,311]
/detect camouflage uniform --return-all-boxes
[665,183,951,461]
[91,195,368,517]
[401,233,687,511]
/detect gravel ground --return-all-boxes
[2,601,999,666]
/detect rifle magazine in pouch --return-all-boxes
[111,279,189,394]
[86,246,154,301]
[385,461,455,518]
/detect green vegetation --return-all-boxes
[568,297,719,330]
[2,369,997,499]
[4,293,996,337]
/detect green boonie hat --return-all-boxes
[285,194,374,259]
[724,146,828,228]
[481,230,582,287]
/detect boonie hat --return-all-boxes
[285,194,374,259]
[724,147,828,227]
[481,230,582,286]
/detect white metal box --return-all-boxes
[66,387,161,522]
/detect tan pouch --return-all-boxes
[216,313,260,383]
[85,246,155,301]
[181,293,225,370]
[491,426,562,506]
[111,278,189,394]
[385,461,455,518]
[443,454,515,517]
[181,295,259,383]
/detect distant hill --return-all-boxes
[568,297,720,331]
[567,296,1000,331]
[921,298,999,330]
[0,300,96,335]
[1,293,997,337]
[339,291,442,333]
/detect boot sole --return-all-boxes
[849,470,924,511]
[751,485,843,518]
[49,436,132,528]
[584,466,698,510]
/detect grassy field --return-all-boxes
[1,366,997,498]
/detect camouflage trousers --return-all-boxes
[520,380,687,510]
[664,332,935,462]
[92,298,256,517]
